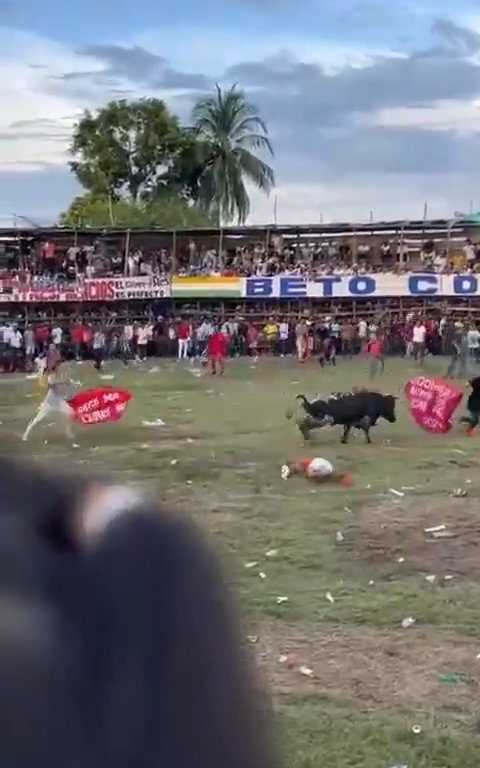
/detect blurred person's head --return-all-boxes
[0,458,274,768]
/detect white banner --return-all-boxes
[243,273,480,299]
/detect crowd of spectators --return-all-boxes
[2,233,480,284]
[0,311,475,373]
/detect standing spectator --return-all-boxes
[467,324,480,362]
[366,336,384,379]
[42,240,57,276]
[24,324,35,367]
[137,324,150,362]
[71,321,84,361]
[167,321,177,356]
[177,318,190,361]
[330,318,341,353]
[51,323,63,351]
[412,319,427,362]
[463,239,476,268]
[123,321,134,358]
[9,324,23,373]
[196,318,214,358]
[35,322,50,354]
[92,327,106,371]
[357,318,368,348]
[263,318,278,353]
[446,327,468,380]
[295,319,309,363]
[341,321,354,358]
[247,322,259,360]
[207,326,227,375]
[278,319,289,357]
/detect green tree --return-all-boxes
[191,84,275,223]
[69,99,186,201]
[59,193,215,229]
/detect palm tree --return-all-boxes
[191,84,275,224]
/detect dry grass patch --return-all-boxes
[253,621,480,728]
[354,495,480,581]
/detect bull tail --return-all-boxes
[295,394,318,418]
[296,394,310,408]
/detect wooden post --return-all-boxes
[219,227,224,263]
[124,229,131,275]
[172,230,177,273]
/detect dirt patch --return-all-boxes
[251,621,480,727]
[353,496,480,581]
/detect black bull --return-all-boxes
[294,392,398,443]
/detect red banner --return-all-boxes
[405,377,463,434]
[2,276,170,303]
[67,387,132,425]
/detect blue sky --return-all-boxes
[2,0,480,224]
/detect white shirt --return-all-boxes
[51,327,63,345]
[464,243,476,262]
[279,322,289,340]
[9,330,23,349]
[306,458,334,479]
[468,329,480,349]
[124,325,134,341]
[197,322,213,341]
[137,327,149,345]
[412,325,426,344]
[358,321,367,338]
[330,322,341,337]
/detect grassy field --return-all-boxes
[1,355,480,767]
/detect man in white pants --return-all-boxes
[22,348,75,442]
[177,319,190,361]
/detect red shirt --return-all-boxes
[71,325,83,344]
[177,322,190,341]
[208,332,227,357]
[367,339,382,357]
[35,325,50,343]
[82,325,93,345]
[42,241,56,260]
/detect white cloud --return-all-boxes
[247,172,479,224]
[135,25,402,77]
[0,28,103,170]
[365,99,480,136]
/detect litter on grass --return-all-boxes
[276,596,289,605]
[401,617,416,629]
[438,672,466,685]
[424,524,446,534]
[425,575,436,584]
[389,488,405,498]
[244,562,258,569]
[299,665,314,678]
[266,549,279,558]
[335,531,345,543]
[99,374,114,380]
[142,418,166,427]
[325,591,335,604]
